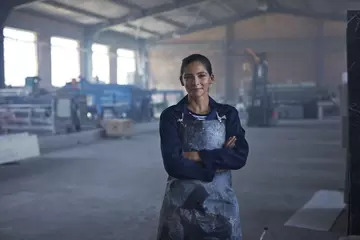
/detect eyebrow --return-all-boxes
[184,71,207,75]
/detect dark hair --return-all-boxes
[179,54,213,80]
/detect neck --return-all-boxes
[187,95,210,114]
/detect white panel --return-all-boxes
[0,133,40,164]
[284,190,345,231]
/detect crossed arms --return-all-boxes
[159,106,249,182]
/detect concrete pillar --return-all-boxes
[346,10,360,235]
[224,23,236,103]
[81,30,93,81]
[136,41,148,89]
[109,46,117,84]
[0,7,11,88]
[314,21,325,89]
[37,32,52,89]
[143,48,150,89]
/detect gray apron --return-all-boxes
[157,112,242,240]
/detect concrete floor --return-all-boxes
[0,119,346,240]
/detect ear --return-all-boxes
[179,76,184,86]
[210,74,215,84]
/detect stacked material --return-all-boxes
[100,119,133,138]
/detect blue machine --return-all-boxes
[61,80,152,122]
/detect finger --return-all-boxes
[225,136,235,145]
[224,140,232,147]
[228,137,236,145]
[227,138,237,148]
[225,140,235,148]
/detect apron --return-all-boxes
[157,109,242,240]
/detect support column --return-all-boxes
[0,7,11,89]
[136,40,148,89]
[143,47,150,89]
[37,33,52,89]
[346,10,360,236]
[81,30,94,81]
[224,23,236,103]
[109,46,117,84]
[314,21,325,89]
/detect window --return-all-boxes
[3,27,38,87]
[117,48,136,85]
[51,37,80,87]
[92,43,110,83]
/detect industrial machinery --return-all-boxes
[267,82,318,119]
[267,82,339,120]
[151,89,184,119]
[62,79,153,123]
[0,77,93,135]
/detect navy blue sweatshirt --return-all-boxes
[159,96,249,182]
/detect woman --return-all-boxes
[157,54,249,240]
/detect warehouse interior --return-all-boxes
[0,0,359,239]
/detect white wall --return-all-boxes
[5,11,141,89]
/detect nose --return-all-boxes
[193,76,201,86]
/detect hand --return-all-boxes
[224,136,236,148]
[184,151,201,162]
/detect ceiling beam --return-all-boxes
[271,6,345,21]
[154,15,187,28]
[125,23,161,36]
[148,10,265,43]
[43,1,109,21]
[15,8,85,27]
[186,5,217,23]
[11,0,44,8]
[91,0,210,32]
[108,0,191,28]
[107,0,185,36]
[147,4,345,43]
[149,36,345,53]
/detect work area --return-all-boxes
[0,0,358,239]
[0,119,345,240]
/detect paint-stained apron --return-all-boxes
[157,112,242,240]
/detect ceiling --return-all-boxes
[13,0,352,42]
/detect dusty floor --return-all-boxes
[0,119,345,240]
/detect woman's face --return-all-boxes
[181,61,214,98]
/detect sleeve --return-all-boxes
[198,106,249,170]
[159,108,216,182]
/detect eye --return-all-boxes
[183,75,194,81]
